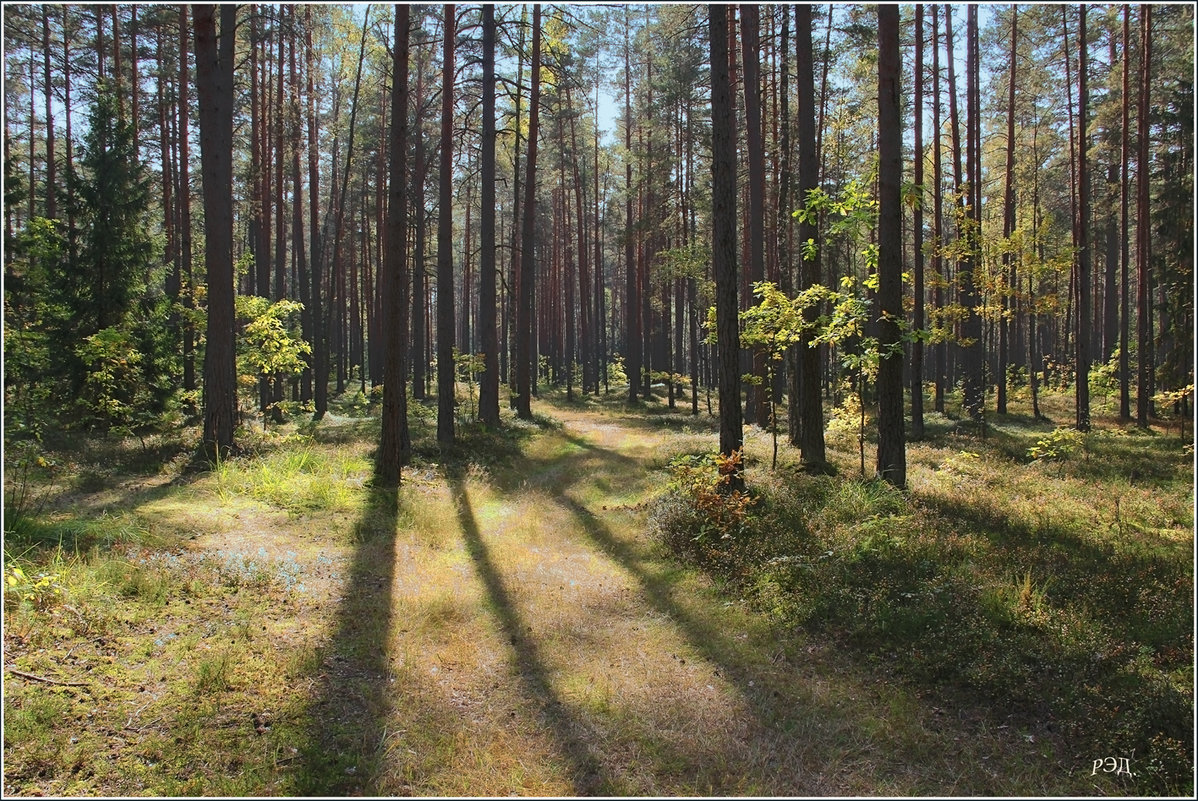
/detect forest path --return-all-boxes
[299,403,979,796]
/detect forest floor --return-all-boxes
[3,388,1193,796]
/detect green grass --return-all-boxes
[3,385,1192,796]
[651,389,1194,796]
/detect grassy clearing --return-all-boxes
[3,386,1192,796]
[651,389,1194,796]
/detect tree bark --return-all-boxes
[1118,5,1131,421]
[1135,6,1152,426]
[876,4,905,488]
[911,4,926,438]
[1075,5,1092,432]
[795,4,826,468]
[740,4,769,427]
[709,4,744,491]
[195,4,238,459]
[623,8,640,403]
[478,5,500,426]
[377,4,410,484]
[999,7,1018,416]
[515,5,541,420]
[436,4,456,442]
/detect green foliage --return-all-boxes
[74,327,146,435]
[4,83,174,437]
[607,353,628,387]
[455,349,487,421]
[651,450,757,570]
[236,296,310,381]
[1027,426,1084,462]
[235,296,310,426]
[4,559,67,613]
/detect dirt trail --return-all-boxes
[294,407,985,797]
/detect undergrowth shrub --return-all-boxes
[650,450,759,573]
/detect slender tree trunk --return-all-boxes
[709,3,743,491]
[507,8,526,404]
[42,8,56,220]
[378,4,410,484]
[740,4,769,427]
[436,4,456,442]
[179,6,195,394]
[195,4,238,458]
[307,6,326,418]
[515,5,541,420]
[478,5,500,426]
[932,5,946,413]
[412,56,428,400]
[911,4,926,438]
[1076,5,1092,432]
[289,4,310,403]
[999,7,1018,416]
[623,8,640,403]
[1135,6,1152,426]
[328,9,371,406]
[1118,5,1132,420]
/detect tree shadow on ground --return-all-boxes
[469,420,1050,794]
[446,467,611,794]
[288,479,400,795]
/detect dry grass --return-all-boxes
[4,387,1191,796]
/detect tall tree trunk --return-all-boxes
[932,5,946,414]
[412,56,428,400]
[328,9,371,406]
[478,5,500,426]
[195,4,238,459]
[1118,5,1132,420]
[1075,4,1092,432]
[1135,6,1152,426]
[998,7,1018,416]
[739,4,769,427]
[876,4,905,488]
[709,3,744,491]
[623,8,640,403]
[289,4,310,403]
[307,6,326,418]
[378,4,410,484]
[515,5,541,420]
[41,8,56,220]
[436,4,457,442]
[910,4,926,438]
[179,6,195,394]
[795,3,826,468]
[568,79,592,398]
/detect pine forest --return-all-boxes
[3,4,1194,797]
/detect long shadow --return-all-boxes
[289,477,399,795]
[556,491,800,728]
[446,468,611,795]
[479,422,866,790]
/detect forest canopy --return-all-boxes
[3,4,1193,466]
